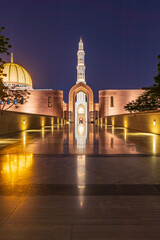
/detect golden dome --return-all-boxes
[2,61,33,89]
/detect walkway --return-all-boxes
[0,124,160,239]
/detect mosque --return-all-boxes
[2,38,144,123]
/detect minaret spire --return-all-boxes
[76,37,86,84]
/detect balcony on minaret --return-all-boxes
[76,37,86,84]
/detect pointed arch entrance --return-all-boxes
[68,82,94,123]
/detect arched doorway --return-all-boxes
[75,92,87,124]
[68,82,94,123]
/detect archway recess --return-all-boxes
[68,82,94,122]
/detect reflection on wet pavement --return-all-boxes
[1,124,160,239]
[0,124,160,155]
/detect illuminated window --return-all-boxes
[14,99,17,104]
[7,99,10,105]
[111,96,114,107]
[48,96,52,107]
[0,100,3,105]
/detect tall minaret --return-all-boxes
[76,37,86,84]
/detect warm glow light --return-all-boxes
[23,131,26,146]
[124,128,127,141]
[153,120,156,126]
[41,120,45,127]
[78,124,85,136]
[77,155,86,207]
[78,107,85,114]
[2,62,32,89]
[41,127,45,142]
[153,135,156,154]
[1,154,33,185]
[23,120,25,125]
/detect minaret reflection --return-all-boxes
[75,124,87,207]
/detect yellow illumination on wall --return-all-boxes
[124,120,127,128]
[41,119,45,127]
[105,117,107,125]
[153,120,156,126]
[23,120,26,125]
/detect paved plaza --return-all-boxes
[0,124,160,239]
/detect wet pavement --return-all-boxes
[0,124,160,239]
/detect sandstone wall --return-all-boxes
[0,111,64,135]
[100,110,160,134]
[99,89,144,118]
[6,90,63,118]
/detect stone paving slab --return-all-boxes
[0,196,22,224]
[72,225,160,240]
[0,225,71,240]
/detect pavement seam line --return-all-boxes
[2,196,26,225]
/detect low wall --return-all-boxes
[98,110,160,134]
[0,110,66,135]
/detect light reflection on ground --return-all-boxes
[0,124,159,155]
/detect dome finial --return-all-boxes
[11,53,13,63]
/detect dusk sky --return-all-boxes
[1,0,160,101]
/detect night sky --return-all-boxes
[1,0,160,102]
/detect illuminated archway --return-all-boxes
[68,82,94,122]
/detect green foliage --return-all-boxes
[124,55,160,113]
[0,27,12,82]
[124,92,159,113]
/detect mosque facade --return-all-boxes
[2,39,144,122]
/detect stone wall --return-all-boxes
[6,89,63,118]
[0,110,65,135]
[99,89,144,118]
[100,110,160,134]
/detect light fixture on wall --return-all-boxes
[23,120,26,125]
[153,120,156,126]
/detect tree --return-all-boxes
[0,27,12,82]
[0,27,30,111]
[150,54,160,97]
[124,91,159,113]
[124,55,160,113]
